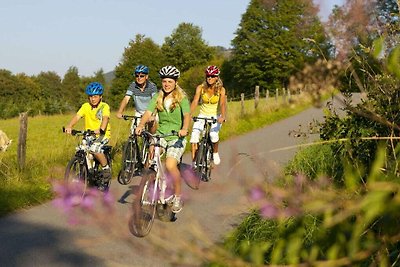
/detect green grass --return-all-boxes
[0,94,313,216]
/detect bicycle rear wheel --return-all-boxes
[118,139,137,185]
[64,156,89,198]
[129,169,157,237]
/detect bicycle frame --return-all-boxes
[129,130,178,237]
[141,131,177,205]
[193,116,217,181]
[118,115,149,185]
[64,128,112,192]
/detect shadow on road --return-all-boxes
[0,216,105,267]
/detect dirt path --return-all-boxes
[0,95,354,267]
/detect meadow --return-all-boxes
[0,94,313,216]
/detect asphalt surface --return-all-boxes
[0,95,355,267]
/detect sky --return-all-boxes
[0,0,344,78]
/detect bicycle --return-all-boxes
[63,128,113,196]
[192,116,217,182]
[129,130,179,238]
[117,115,150,185]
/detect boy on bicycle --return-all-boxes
[64,82,112,190]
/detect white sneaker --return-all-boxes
[213,153,221,165]
[171,195,183,213]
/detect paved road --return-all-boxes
[0,95,353,267]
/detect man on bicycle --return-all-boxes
[64,82,112,190]
[116,64,158,131]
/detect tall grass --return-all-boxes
[0,94,313,216]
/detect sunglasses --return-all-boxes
[206,75,218,78]
[135,74,146,78]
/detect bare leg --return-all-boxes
[165,157,181,195]
[94,153,108,166]
[213,142,219,153]
[191,143,198,161]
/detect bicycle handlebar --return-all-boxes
[122,114,142,121]
[140,130,179,140]
[62,127,96,136]
[192,116,217,124]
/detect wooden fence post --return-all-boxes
[275,88,279,102]
[18,112,28,170]
[266,89,269,102]
[241,93,245,116]
[254,86,260,109]
[283,88,286,103]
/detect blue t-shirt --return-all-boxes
[125,81,157,114]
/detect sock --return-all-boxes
[102,165,110,170]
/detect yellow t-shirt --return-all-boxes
[77,102,111,139]
[200,88,220,116]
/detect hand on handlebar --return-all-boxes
[135,125,144,135]
[64,127,72,134]
[178,129,188,137]
[217,117,226,124]
[116,113,123,119]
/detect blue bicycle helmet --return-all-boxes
[85,82,104,96]
[135,65,149,74]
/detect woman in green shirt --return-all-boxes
[135,66,190,213]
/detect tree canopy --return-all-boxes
[227,0,330,95]
[161,23,215,73]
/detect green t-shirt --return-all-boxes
[147,93,190,140]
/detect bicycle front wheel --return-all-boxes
[64,156,89,198]
[195,141,210,181]
[129,169,157,237]
[118,140,137,185]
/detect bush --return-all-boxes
[285,144,343,184]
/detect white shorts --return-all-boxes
[190,114,221,144]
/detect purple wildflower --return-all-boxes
[249,186,265,201]
[260,203,279,218]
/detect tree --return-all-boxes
[109,34,165,108]
[33,71,65,114]
[228,0,330,95]
[0,70,41,118]
[161,23,215,73]
[62,66,82,111]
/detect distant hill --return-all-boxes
[104,71,115,85]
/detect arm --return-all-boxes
[98,116,109,135]
[190,85,202,115]
[179,112,191,137]
[135,110,152,135]
[116,95,131,119]
[218,87,227,124]
[65,114,81,134]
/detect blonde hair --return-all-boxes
[155,84,187,112]
[202,77,223,95]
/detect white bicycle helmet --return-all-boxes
[158,65,180,79]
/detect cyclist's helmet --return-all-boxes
[158,65,180,80]
[85,82,104,96]
[134,64,149,74]
[205,65,220,76]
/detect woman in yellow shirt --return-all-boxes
[190,65,226,166]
